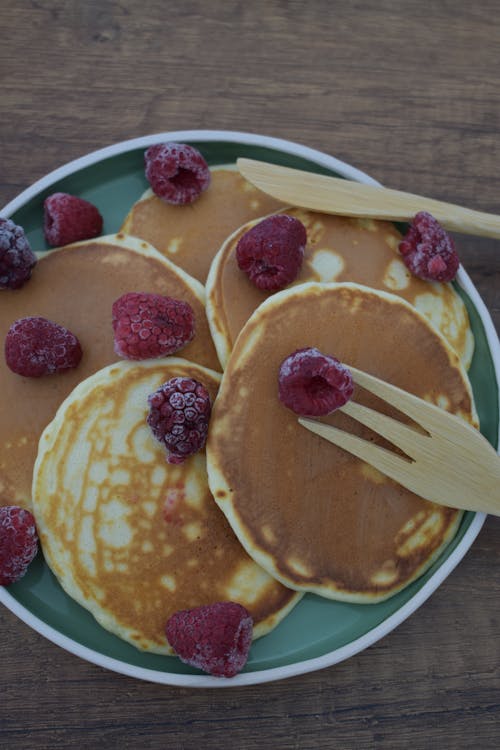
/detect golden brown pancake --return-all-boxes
[120,166,283,283]
[206,209,474,368]
[206,282,477,602]
[32,358,301,653]
[0,233,220,509]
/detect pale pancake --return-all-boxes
[206,282,478,603]
[0,233,220,510]
[32,358,301,653]
[206,209,474,369]
[120,166,283,283]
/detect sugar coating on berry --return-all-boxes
[112,292,195,361]
[0,506,39,586]
[43,192,103,247]
[147,377,211,464]
[236,214,306,291]
[399,211,459,282]
[5,316,83,378]
[0,218,37,289]
[165,601,253,678]
[145,142,211,205]
[279,347,354,416]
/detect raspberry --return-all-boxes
[399,212,459,282]
[236,214,306,291]
[144,143,211,205]
[165,601,253,678]
[278,347,354,416]
[0,506,39,586]
[43,192,103,247]
[5,316,83,377]
[112,292,195,360]
[147,377,211,464]
[0,218,37,289]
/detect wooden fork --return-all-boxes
[298,366,500,516]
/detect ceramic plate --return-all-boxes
[1,130,499,688]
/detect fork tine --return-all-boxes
[340,400,428,458]
[298,417,413,482]
[348,365,444,430]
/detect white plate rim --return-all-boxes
[1,129,498,688]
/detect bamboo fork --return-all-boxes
[237,158,500,239]
[299,366,500,515]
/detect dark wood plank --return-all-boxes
[1,1,499,747]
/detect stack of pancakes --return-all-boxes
[2,164,478,656]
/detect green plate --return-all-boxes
[1,131,499,687]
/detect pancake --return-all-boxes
[206,282,478,603]
[0,233,220,510]
[120,166,283,283]
[32,358,301,653]
[206,208,474,369]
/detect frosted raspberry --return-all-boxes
[145,143,211,205]
[112,292,195,360]
[43,192,103,247]
[5,316,82,377]
[236,214,306,291]
[147,377,211,464]
[0,218,37,289]
[0,506,39,586]
[399,212,459,282]
[166,601,253,678]
[279,347,354,416]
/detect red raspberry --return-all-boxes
[144,143,211,205]
[43,192,103,247]
[5,316,83,377]
[278,347,354,416]
[0,218,37,289]
[0,506,39,586]
[147,377,211,464]
[165,601,253,678]
[236,214,306,291]
[399,212,459,282]
[112,292,195,360]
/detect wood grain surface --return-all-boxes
[1,1,499,748]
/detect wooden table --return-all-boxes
[1,2,499,748]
